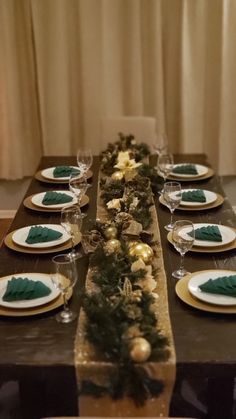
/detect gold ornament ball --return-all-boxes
[111,171,124,181]
[129,243,154,264]
[104,239,121,253]
[130,337,151,363]
[127,240,140,249]
[104,226,118,240]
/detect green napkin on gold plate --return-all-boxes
[26,226,63,244]
[182,189,206,203]
[199,275,236,297]
[53,166,80,178]
[42,191,73,206]
[2,277,51,301]
[189,225,222,242]
[172,164,198,175]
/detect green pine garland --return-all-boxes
[80,134,170,406]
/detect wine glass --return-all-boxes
[172,220,195,279]
[153,133,168,155]
[77,149,93,177]
[69,173,88,217]
[61,205,83,259]
[162,182,182,231]
[51,253,78,323]
[157,152,174,183]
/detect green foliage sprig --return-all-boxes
[100,133,150,175]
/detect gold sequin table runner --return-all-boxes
[74,169,176,416]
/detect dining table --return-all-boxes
[0,154,236,419]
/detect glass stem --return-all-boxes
[170,210,174,226]
[62,292,69,312]
[179,253,185,272]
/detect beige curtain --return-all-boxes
[0,0,236,179]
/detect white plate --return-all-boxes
[179,223,236,248]
[31,191,77,209]
[180,189,217,207]
[0,273,60,309]
[171,163,209,178]
[12,224,70,249]
[188,270,236,306]
[41,166,80,181]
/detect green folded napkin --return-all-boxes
[189,225,222,242]
[199,275,236,297]
[53,166,80,178]
[26,226,63,244]
[2,277,51,301]
[172,164,198,175]
[182,189,206,203]
[42,191,73,206]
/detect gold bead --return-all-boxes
[128,243,153,264]
[104,239,121,253]
[111,171,124,181]
[130,337,151,363]
[104,226,118,240]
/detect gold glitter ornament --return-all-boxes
[111,171,124,181]
[130,337,151,362]
[104,239,121,253]
[104,226,118,240]
[128,242,154,264]
[127,240,140,249]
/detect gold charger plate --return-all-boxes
[167,230,236,253]
[159,193,224,211]
[35,169,93,184]
[23,194,89,213]
[4,230,81,254]
[175,273,236,313]
[168,167,214,182]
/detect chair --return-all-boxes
[100,116,157,150]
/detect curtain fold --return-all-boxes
[0,0,235,178]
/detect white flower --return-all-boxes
[115,158,142,171]
[116,151,130,163]
[106,198,121,210]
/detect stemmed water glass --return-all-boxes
[162,182,182,231]
[69,173,88,217]
[157,152,174,183]
[77,149,93,177]
[61,205,83,259]
[153,133,168,156]
[172,220,195,279]
[51,253,79,323]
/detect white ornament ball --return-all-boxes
[130,337,151,363]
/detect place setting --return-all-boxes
[175,269,236,314]
[35,165,93,184]
[167,221,236,253]
[23,190,89,213]
[35,149,94,184]
[0,272,69,316]
[167,162,214,182]
[159,186,224,211]
[4,217,82,255]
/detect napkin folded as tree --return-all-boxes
[53,166,80,178]
[2,277,51,301]
[189,225,222,242]
[26,226,63,244]
[172,164,198,175]
[182,189,206,203]
[199,275,236,297]
[42,191,73,206]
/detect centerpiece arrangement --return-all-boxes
[76,134,175,414]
